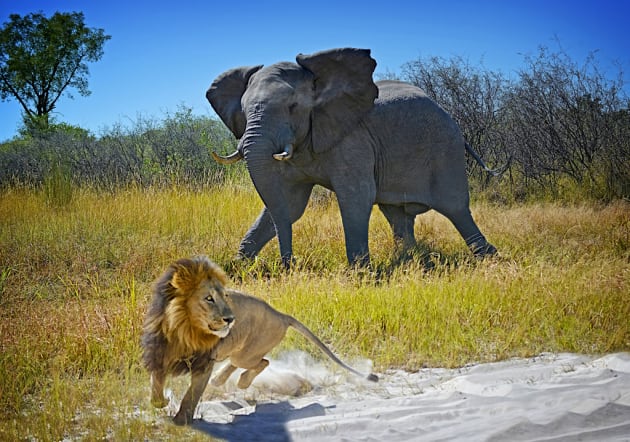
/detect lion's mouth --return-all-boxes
[210,320,234,338]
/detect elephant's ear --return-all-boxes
[296,48,377,154]
[206,65,263,138]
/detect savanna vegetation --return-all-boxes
[0,24,628,440]
[0,182,628,440]
[396,45,630,202]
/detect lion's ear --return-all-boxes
[206,260,229,286]
[169,259,196,295]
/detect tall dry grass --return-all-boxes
[0,184,628,440]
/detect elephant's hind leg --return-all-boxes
[440,206,497,257]
[379,204,417,249]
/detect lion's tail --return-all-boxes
[287,316,378,382]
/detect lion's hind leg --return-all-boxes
[211,363,238,387]
[237,359,269,389]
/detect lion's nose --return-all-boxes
[224,316,234,325]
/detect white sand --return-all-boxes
[169,352,630,441]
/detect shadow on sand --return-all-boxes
[192,401,328,442]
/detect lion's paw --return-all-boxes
[151,395,169,408]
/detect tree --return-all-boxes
[0,11,110,133]
[504,46,629,198]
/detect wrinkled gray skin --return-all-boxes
[207,48,496,267]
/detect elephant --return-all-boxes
[206,47,497,267]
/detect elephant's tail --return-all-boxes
[465,143,511,177]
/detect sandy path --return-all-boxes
[165,352,630,441]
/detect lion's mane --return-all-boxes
[141,256,229,376]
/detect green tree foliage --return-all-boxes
[0,11,110,132]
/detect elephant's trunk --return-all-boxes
[239,124,294,266]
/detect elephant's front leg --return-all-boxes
[336,185,375,267]
[242,183,313,268]
[172,362,214,426]
[237,208,277,260]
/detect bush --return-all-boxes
[401,46,630,202]
[0,107,244,190]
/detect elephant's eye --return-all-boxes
[288,102,298,113]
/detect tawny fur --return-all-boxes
[141,256,376,425]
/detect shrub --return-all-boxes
[0,107,244,190]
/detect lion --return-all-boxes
[141,256,378,425]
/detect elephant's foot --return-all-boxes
[473,243,497,257]
[347,251,370,269]
[235,250,256,262]
[281,254,296,270]
[466,233,497,257]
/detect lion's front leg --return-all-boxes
[173,362,214,426]
[150,371,168,408]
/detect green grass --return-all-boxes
[0,183,628,440]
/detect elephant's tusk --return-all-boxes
[212,149,244,165]
[272,144,294,161]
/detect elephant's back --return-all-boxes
[375,80,430,101]
[373,81,460,141]
[369,81,469,207]
[370,80,464,151]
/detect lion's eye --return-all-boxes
[206,295,215,304]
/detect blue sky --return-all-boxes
[1,0,629,141]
